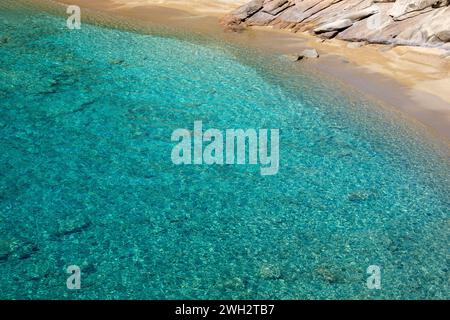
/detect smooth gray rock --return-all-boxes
[301,48,320,58]
[341,6,380,21]
[436,30,450,42]
[314,19,354,34]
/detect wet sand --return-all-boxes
[52,0,450,142]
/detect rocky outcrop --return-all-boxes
[222,0,450,48]
[389,0,448,19]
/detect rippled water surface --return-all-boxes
[0,1,449,299]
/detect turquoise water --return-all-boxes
[0,1,449,299]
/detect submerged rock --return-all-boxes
[14,242,39,260]
[347,190,371,202]
[0,240,11,261]
[109,59,125,65]
[81,260,97,274]
[221,277,246,291]
[315,266,343,284]
[259,264,282,280]
[54,216,92,237]
[0,238,39,262]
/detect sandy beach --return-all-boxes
[110,0,247,14]
[53,0,450,141]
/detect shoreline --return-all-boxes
[52,0,450,142]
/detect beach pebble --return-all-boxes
[284,48,319,62]
[301,48,320,59]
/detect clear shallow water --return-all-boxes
[0,1,449,299]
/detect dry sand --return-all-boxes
[52,0,450,141]
[109,0,247,14]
